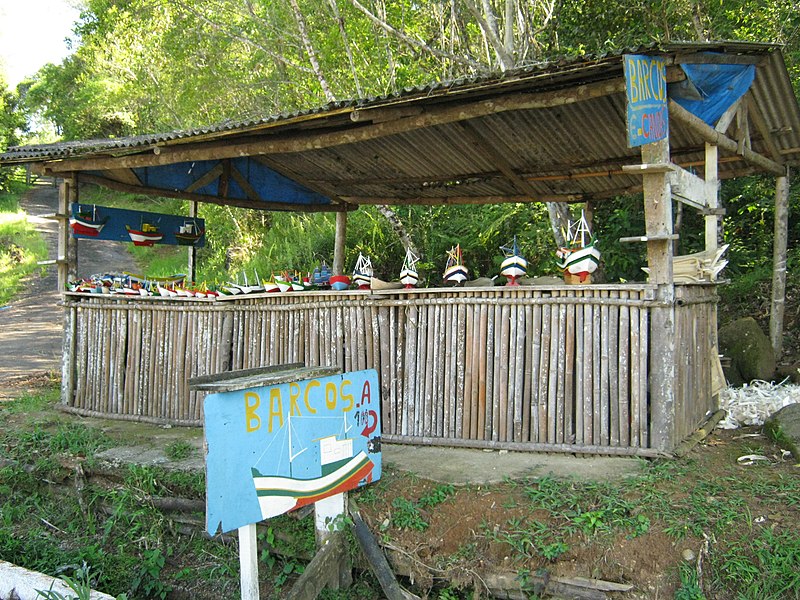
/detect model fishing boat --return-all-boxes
[499,236,528,286]
[352,253,373,289]
[443,244,468,285]
[126,221,163,246]
[251,415,375,520]
[330,274,351,291]
[556,210,600,283]
[310,262,332,287]
[175,220,204,246]
[70,205,108,236]
[399,249,420,289]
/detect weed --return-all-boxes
[674,563,706,600]
[391,497,429,531]
[130,548,172,600]
[164,440,195,460]
[419,484,455,508]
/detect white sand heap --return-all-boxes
[718,379,800,429]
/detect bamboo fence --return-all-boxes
[60,283,718,454]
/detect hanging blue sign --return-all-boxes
[69,204,205,247]
[204,370,382,535]
[623,54,668,147]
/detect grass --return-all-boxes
[0,176,47,304]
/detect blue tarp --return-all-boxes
[670,55,755,127]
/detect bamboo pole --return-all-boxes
[771,172,790,359]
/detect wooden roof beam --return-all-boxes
[75,173,355,212]
[669,99,786,176]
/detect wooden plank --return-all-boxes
[513,302,525,442]
[564,298,575,444]
[455,302,466,439]
[478,303,489,440]
[522,304,534,441]
[555,296,567,444]
[600,292,611,446]
[530,301,542,442]
[547,299,560,445]
[404,306,418,437]
[538,304,551,443]
[639,308,650,447]
[574,296,584,444]
[605,293,620,447]
[499,303,510,441]
[618,291,630,446]
[582,302,593,445]
[486,301,497,441]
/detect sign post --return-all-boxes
[191,364,382,599]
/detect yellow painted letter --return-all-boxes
[304,380,319,414]
[340,379,354,412]
[268,388,284,432]
[289,382,302,416]
[325,382,338,410]
[245,392,261,432]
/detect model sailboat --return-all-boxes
[399,248,420,288]
[352,253,373,289]
[443,244,468,285]
[556,210,600,283]
[499,236,527,286]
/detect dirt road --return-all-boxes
[0,181,135,389]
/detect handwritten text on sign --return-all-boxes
[204,370,381,535]
[624,54,668,147]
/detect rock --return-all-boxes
[775,361,800,385]
[718,317,775,386]
[763,403,800,459]
[681,548,696,562]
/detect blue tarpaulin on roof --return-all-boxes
[669,55,755,126]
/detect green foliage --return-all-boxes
[130,548,172,600]
[164,440,195,461]
[674,563,706,600]
[391,496,429,531]
[713,528,800,600]
[418,484,456,508]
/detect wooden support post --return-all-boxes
[333,211,347,275]
[314,492,346,547]
[704,143,719,252]
[349,501,419,600]
[57,178,70,291]
[287,531,349,600]
[771,171,790,360]
[67,176,78,281]
[188,201,198,283]
[641,139,676,452]
[238,524,260,600]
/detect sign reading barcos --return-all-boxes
[204,369,381,535]
[623,54,668,147]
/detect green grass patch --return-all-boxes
[0,208,48,305]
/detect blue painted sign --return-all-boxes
[204,370,382,535]
[623,54,668,147]
[69,204,205,247]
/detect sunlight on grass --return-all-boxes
[0,210,48,305]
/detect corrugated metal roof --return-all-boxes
[2,42,798,209]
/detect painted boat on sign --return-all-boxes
[126,222,163,246]
[175,220,204,246]
[251,415,374,520]
[70,205,109,236]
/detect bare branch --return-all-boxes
[348,0,486,71]
[289,0,337,102]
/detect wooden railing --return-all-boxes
[61,283,717,455]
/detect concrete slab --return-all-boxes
[382,444,645,485]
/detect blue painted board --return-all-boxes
[204,370,382,535]
[70,204,205,247]
[624,54,668,148]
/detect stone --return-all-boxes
[681,548,696,562]
[718,317,775,386]
[763,403,800,459]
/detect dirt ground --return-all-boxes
[0,181,136,386]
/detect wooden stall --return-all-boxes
[4,42,800,455]
[61,281,717,456]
